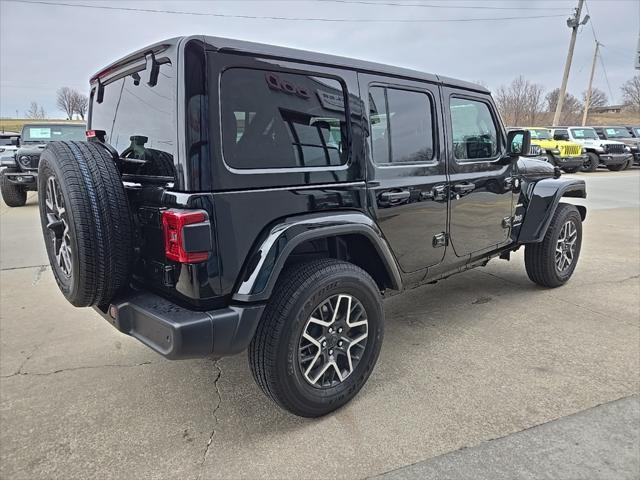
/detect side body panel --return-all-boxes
[207,52,371,296]
[358,73,449,274]
[441,87,516,258]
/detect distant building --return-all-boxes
[589,105,625,114]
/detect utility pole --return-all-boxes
[582,41,601,126]
[552,0,589,126]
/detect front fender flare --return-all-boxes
[232,212,402,303]
[518,177,586,244]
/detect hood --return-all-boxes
[612,138,640,148]
[517,156,557,180]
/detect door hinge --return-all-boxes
[502,216,513,228]
[432,232,448,248]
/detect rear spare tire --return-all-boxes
[38,141,133,308]
[1,168,27,207]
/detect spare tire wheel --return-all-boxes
[38,141,133,308]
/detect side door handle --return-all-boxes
[420,184,447,202]
[379,189,411,203]
[453,182,476,194]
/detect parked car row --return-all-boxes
[509,125,639,173]
[0,122,86,206]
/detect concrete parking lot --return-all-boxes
[1,170,639,479]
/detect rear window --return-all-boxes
[220,68,348,170]
[89,62,176,165]
[21,125,85,142]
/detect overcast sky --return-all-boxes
[1,0,638,119]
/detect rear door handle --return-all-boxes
[379,189,410,203]
[453,182,476,194]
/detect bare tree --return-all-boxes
[545,88,582,124]
[56,87,76,120]
[621,75,640,112]
[495,76,545,127]
[73,91,88,120]
[581,88,607,109]
[25,101,46,119]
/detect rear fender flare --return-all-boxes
[232,212,402,303]
[518,178,586,243]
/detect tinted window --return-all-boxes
[89,62,176,176]
[220,68,348,169]
[450,97,498,160]
[368,86,434,164]
[553,129,570,141]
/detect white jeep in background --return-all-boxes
[549,126,632,172]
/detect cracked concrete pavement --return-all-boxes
[1,171,639,479]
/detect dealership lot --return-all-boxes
[1,170,638,479]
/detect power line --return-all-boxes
[6,0,568,23]
[598,51,615,101]
[315,0,569,11]
[583,0,614,101]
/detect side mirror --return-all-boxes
[10,137,19,146]
[507,129,530,157]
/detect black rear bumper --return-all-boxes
[94,290,264,359]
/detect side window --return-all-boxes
[220,68,348,169]
[368,86,434,164]
[553,129,569,141]
[450,97,499,161]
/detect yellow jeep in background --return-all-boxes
[524,127,586,173]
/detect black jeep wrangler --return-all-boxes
[38,37,586,417]
[1,122,85,207]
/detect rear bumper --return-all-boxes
[94,290,265,359]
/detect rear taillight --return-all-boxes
[161,209,211,263]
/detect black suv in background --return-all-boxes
[1,122,85,206]
[38,36,586,417]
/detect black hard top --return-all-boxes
[91,35,489,94]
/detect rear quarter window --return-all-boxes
[220,68,349,170]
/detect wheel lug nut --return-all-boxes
[338,341,343,347]
[328,327,333,333]
[329,349,334,355]
[338,327,343,333]
[322,341,327,347]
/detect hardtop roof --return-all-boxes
[91,35,490,94]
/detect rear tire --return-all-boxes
[249,259,384,417]
[1,169,27,207]
[525,203,582,288]
[582,152,599,172]
[38,141,133,308]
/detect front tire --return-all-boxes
[563,166,580,174]
[607,163,625,172]
[525,203,582,288]
[1,169,27,207]
[249,259,384,417]
[582,152,599,172]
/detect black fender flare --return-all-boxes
[518,177,586,243]
[232,211,403,303]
